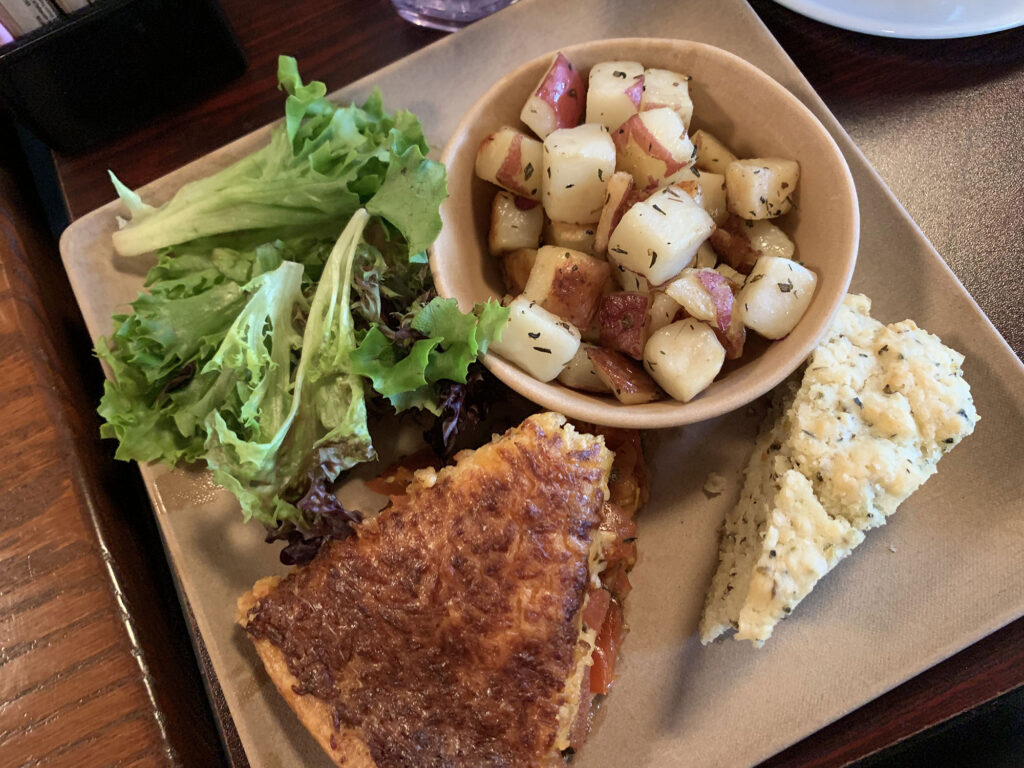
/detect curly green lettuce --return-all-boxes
[97,58,505,535]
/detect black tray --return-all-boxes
[0,0,245,153]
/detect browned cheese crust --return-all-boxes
[239,412,613,768]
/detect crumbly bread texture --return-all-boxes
[701,294,978,646]
[238,412,614,768]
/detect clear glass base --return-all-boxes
[391,0,517,32]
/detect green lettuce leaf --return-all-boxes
[203,210,375,526]
[96,280,250,463]
[171,260,306,449]
[97,57,480,540]
[366,144,448,255]
[145,223,342,297]
[351,297,508,414]
[110,56,433,258]
[413,297,509,381]
[350,327,440,397]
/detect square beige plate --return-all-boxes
[59,0,1024,765]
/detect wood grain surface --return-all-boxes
[2,0,1021,766]
[0,154,222,765]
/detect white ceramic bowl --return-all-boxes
[431,38,859,428]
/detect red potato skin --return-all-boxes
[606,191,632,233]
[613,112,689,189]
[669,180,699,201]
[536,53,586,131]
[709,214,760,273]
[497,248,537,295]
[599,292,651,360]
[514,196,539,211]
[494,133,533,197]
[715,305,747,359]
[695,267,746,358]
[626,185,654,206]
[586,346,663,404]
[594,172,635,256]
[625,76,644,108]
[696,270,734,331]
[539,255,612,330]
[689,268,744,357]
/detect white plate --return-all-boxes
[775,0,1024,38]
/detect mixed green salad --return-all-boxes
[97,57,507,559]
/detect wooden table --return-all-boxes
[2,0,1021,765]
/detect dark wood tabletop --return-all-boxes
[3,0,1022,766]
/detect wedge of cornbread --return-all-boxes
[701,294,979,646]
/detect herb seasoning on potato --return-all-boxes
[475,52,816,403]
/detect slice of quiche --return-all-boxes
[237,412,634,767]
[701,293,978,646]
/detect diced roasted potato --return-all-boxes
[745,219,795,260]
[593,171,635,257]
[580,318,601,343]
[695,170,727,225]
[714,262,745,288]
[725,158,800,220]
[643,319,726,402]
[519,52,586,140]
[694,269,737,332]
[736,255,817,339]
[639,68,693,129]
[522,245,611,330]
[489,191,543,255]
[557,343,611,393]
[612,107,695,192]
[664,268,717,324]
[587,346,663,404]
[542,124,616,224]
[497,248,538,295]
[609,261,650,293]
[585,61,644,131]
[675,177,702,206]
[601,271,620,294]
[659,268,741,352]
[693,240,718,269]
[714,301,747,360]
[646,290,681,336]
[709,214,760,274]
[692,130,738,175]
[490,296,581,381]
[606,184,715,286]
[475,127,543,201]
[599,292,651,360]
[543,219,597,254]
